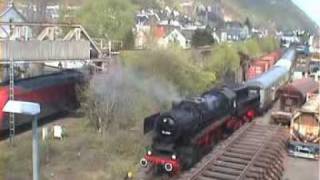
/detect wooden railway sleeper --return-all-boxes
[201,170,238,180]
[259,150,285,162]
[227,145,260,153]
[230,144,260,151]
[265,166,282,180]
[218,156,251,164]
[208,166,243,176]
[212,161,246,170]
[233,142,264,148]
[257,158,283,180]
[222,151,253,160]
[257,161,282,179]
[262,145,286,155]
[255,160,284,175]
[257,153,285,171]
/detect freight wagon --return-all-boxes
[246,50,282,80]
[272,78,319,125]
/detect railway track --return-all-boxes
[177,122,289,180]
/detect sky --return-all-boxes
[292,0,320,27]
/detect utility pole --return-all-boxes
[32,114,40,180]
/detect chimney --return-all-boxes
[8,0,14,7]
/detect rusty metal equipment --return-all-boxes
[288,94,320,159]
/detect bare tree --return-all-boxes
[27,0,48,22]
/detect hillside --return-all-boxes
[221,0,317,31]
[12,0,317,32]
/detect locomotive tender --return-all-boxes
[140,48,297,175]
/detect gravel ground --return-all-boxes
[283,157,319,180]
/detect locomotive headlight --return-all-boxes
[163,118,168,123]
[147,150,152,156]
[164,163,173,172]
[171,154,177,160]
[162,117,175,125]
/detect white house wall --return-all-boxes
[162,29,189,49]
[0,7,32,39]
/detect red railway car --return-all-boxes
[271,78,319,125]
[247,50,282,80]
[247,60,270,80]
[0,70,84,131]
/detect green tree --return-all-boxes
[205,44,240,82]
[243,38,262,56]
[244,17,252,31]
[130,0,159,8]
[191,28,214,47]
[76,0,136,41]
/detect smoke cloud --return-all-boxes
[89,63,182,112]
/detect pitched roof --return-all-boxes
[0,2,27,21]
[181,29,194,40]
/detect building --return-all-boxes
[134,30,148,49]
[215,21,249,42]
[158,29,191,49]
[0,2,31,40]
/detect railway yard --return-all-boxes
[0,50,319,180]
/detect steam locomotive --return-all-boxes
[140,48,297,175]
[141,85,260,174]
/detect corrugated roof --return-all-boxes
[278,78,319,98]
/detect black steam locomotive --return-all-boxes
[141,85,260,174]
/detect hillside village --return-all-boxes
[2,0,316,50]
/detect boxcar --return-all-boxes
[246,50,282,80]
[247,60,270,80]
